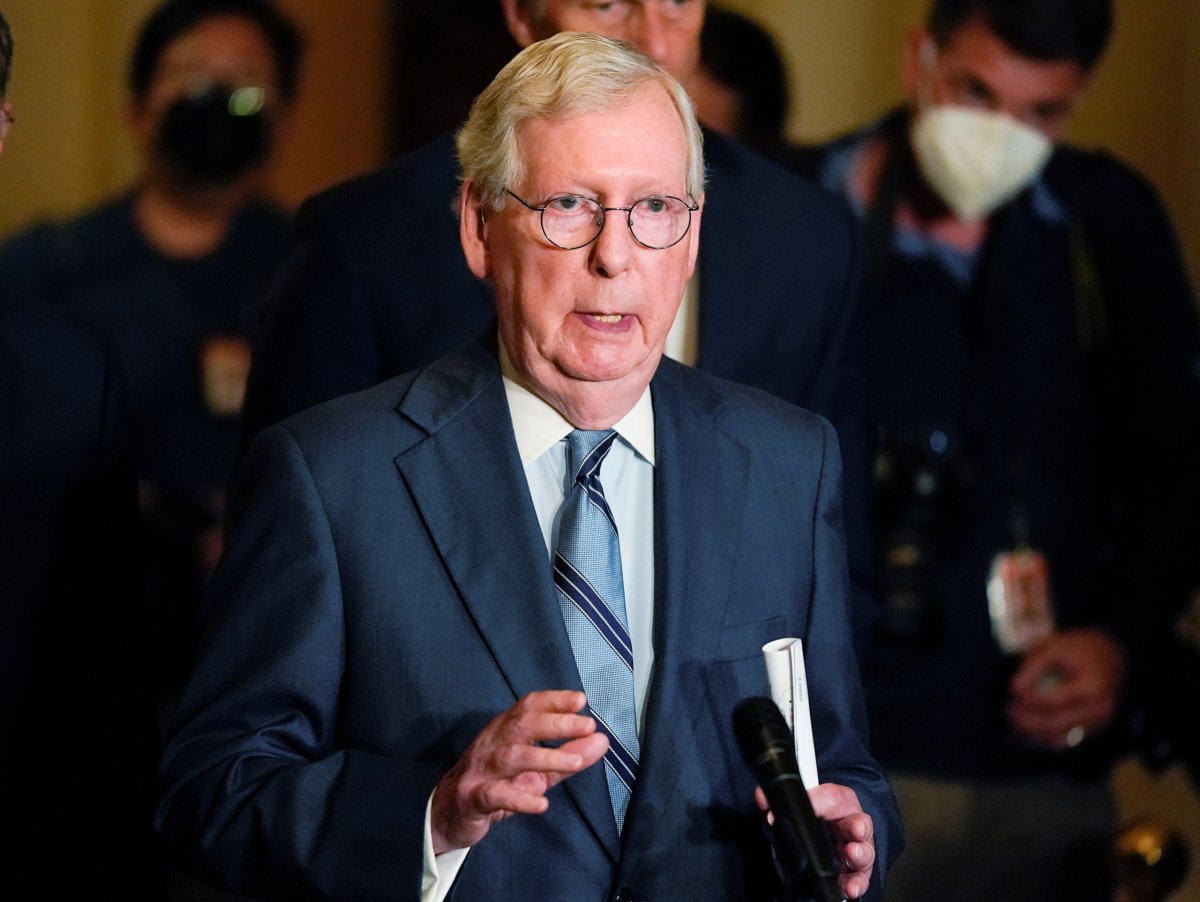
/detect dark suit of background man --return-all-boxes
[0,12,165,896]
[799,0,1200,899]
[240,0,878,644]
[157,33,900,901]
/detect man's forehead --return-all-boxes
[515,93,690,189]
[154,15,280,88]
[939,19,1088,100]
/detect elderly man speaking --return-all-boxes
[156,33,900,901]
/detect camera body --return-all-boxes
[872,428,975,645]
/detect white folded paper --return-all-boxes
[762,637,819,789]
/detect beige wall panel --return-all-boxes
[268,0,391,207]
[1,1,130,235]
[1071,2,1198,284]
[719,0,924,142]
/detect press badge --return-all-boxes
[987,548,1055,655]
[200,335,251,417]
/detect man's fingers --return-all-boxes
[515,689,589,715]
[497,733,605,777]
[558,731,609,766]
[473,778,552,817]
[808,782,864,823]
[1007,694,1113,739]
[491,711,596,754]
[842,871,872,899]
[840,811,874,844]
[753,785,769,813]
[843,835,875,869]
[838,833,875,898]
[494,692,598,748]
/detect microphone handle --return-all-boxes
[765,772,844,902]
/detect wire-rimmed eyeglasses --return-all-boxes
[506,189,699,251]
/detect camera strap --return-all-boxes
[860,119,1101,549]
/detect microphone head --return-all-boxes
[732,696,801,779]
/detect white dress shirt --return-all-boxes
[422,351,658,900]
[664,273,699,365]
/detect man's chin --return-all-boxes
[558,349,662,387]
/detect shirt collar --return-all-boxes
[499,343,656,467]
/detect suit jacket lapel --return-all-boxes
[392,343,619,860]
[620,360,751,859]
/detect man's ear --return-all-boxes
[501,0,539,48]
[459,180,492,280]
[685,194,703,279]
[902,27,933,97]
[125,96,157,156]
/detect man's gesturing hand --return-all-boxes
[430,690,609,854]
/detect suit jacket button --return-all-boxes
[614,889,634,902]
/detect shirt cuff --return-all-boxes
[421,790,470,902]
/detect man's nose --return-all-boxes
[628,7,672,68]
[589,211,635,278]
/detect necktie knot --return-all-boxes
[566,429,618,485]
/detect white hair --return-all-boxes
[456,31,705,210]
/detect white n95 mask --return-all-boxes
[910,104,1053,221]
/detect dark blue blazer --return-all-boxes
[159,343,899,900]
[240,130,876,640]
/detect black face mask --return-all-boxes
[156,83,271,186]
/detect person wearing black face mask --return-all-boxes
[157,80,273,186]
[0,0,303,726]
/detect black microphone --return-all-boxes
[733,696,843,902]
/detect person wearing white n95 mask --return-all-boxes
[800,1,1200,900]
[909,37,1053,221]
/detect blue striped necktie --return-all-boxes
[554,429,640,832]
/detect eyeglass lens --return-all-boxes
[541,195,692,250]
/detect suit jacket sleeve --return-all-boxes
[803,418,901,889]
[156,425,436,901]
[1075,153,1200,667]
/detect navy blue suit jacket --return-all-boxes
[159,343,899,900]
[240,130,876,641]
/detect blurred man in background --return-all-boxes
[801,0,1200,898]
[0,0,302,721]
